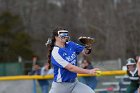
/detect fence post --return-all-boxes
[33,80,36,93]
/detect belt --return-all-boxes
[55,79,76,83]
[67,79,76,83]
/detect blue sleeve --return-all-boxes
[51,57,64,68]
[69,41,84,54]
[51,47,69,68]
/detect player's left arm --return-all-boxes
[69,41,92,55]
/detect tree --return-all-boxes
[0,11,34,62]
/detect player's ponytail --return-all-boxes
[47,27,64,68]
[47,37,55,69]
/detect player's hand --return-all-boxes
[89,68,100,75]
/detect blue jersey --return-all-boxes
[51,41,84,82]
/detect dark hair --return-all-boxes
[47,27,65,68]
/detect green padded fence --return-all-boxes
[0,62,24,76]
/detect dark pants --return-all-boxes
[125,81,139,93]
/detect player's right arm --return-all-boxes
[65,63,99,75]
[52,47,99,75]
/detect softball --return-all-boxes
[96,70,102,76]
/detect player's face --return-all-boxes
[58,32,70,42]
[60,37,69,43]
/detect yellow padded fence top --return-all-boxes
[0,70,127,81]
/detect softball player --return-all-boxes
[125,58,139,93]
[47,27,99,93]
